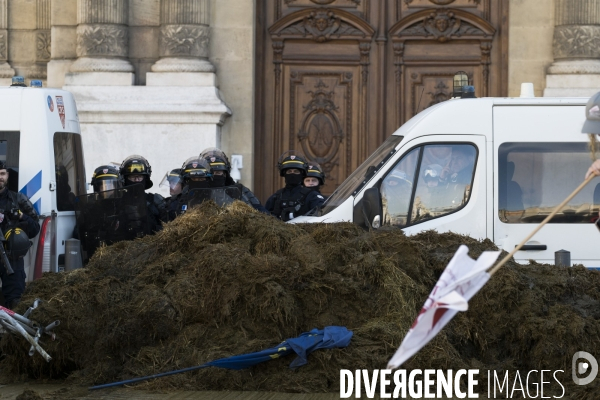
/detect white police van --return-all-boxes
[293,94,600,268]
[0,79,85,283]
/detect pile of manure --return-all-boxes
[1,201,599,397]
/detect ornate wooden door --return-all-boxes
[254,0,508,201]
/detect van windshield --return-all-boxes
[319,135,403,216]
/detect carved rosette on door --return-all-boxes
[294,78,347,178]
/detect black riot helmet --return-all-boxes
[167,168,183,183]
[305,162,326,186]
[120,155,153,189]
[159,168,184,196]
[91,165,121,193]
[182,157,213,182]
[277,150,309,177]
[200,147,231,174]
[4,228,31,259]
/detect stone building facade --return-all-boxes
[1,0,254,196]
[0,0,598,198]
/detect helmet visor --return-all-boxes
[95,179,120,193]
[160,172,183,188]
[159,171,183,195]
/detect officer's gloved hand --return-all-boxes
[8,208,21,222]
[281,207,296,222]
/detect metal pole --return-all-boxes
[89,364,211,390]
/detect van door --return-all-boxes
[53,132,86,272]
[493,105,598,267]
[357,135,487,239]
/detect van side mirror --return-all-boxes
[362,187,382,229]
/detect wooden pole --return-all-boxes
[489,173,597,276]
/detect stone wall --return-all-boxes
[209,0,255,189]
[508,0,555,97]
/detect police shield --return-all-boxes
[187,186,242,208]
[74,183,149,261]
[213,186,242,205]
[186,188,212,209]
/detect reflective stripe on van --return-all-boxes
[19,170,42,214]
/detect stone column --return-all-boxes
[0,0,15,84]
[149,0,214,79]
[67,0,134,85]
[544,0,600,96]
[34,0,51,82]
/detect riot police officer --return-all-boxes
[91,164,121,197]
[160,168,184,198]
[119,155,167,233]
[200,147,268,213]
[265,151,325,221]
[167,157,213,220]
[160,168,184,221]
[0,161,40,309]
[74,165,125,258]
[303,163,326,193]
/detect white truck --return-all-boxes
[0,83,85,282]
[293,95,600,268]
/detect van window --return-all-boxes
[499,142,596,223]
[382,147,419,226]
[54,133,86,211]
[382,143,477,227]
[0,131,21,193]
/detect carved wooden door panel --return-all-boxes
[390,1,508,124]
[254,0,507,201]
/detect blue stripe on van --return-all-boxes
[20,170,42,199]
[32,198,41,215]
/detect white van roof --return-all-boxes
[0,87,79,132]
[392,97,588,140]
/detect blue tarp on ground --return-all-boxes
[206,326,353,370]
[90,326,353,390]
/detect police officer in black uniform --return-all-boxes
[74,165,127,258]
[200,147,269,213]
[265,151,325,221]
[0,161,40,309]
[303,162,326,195]
[119,155,167,233]
[167,157,213,220]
